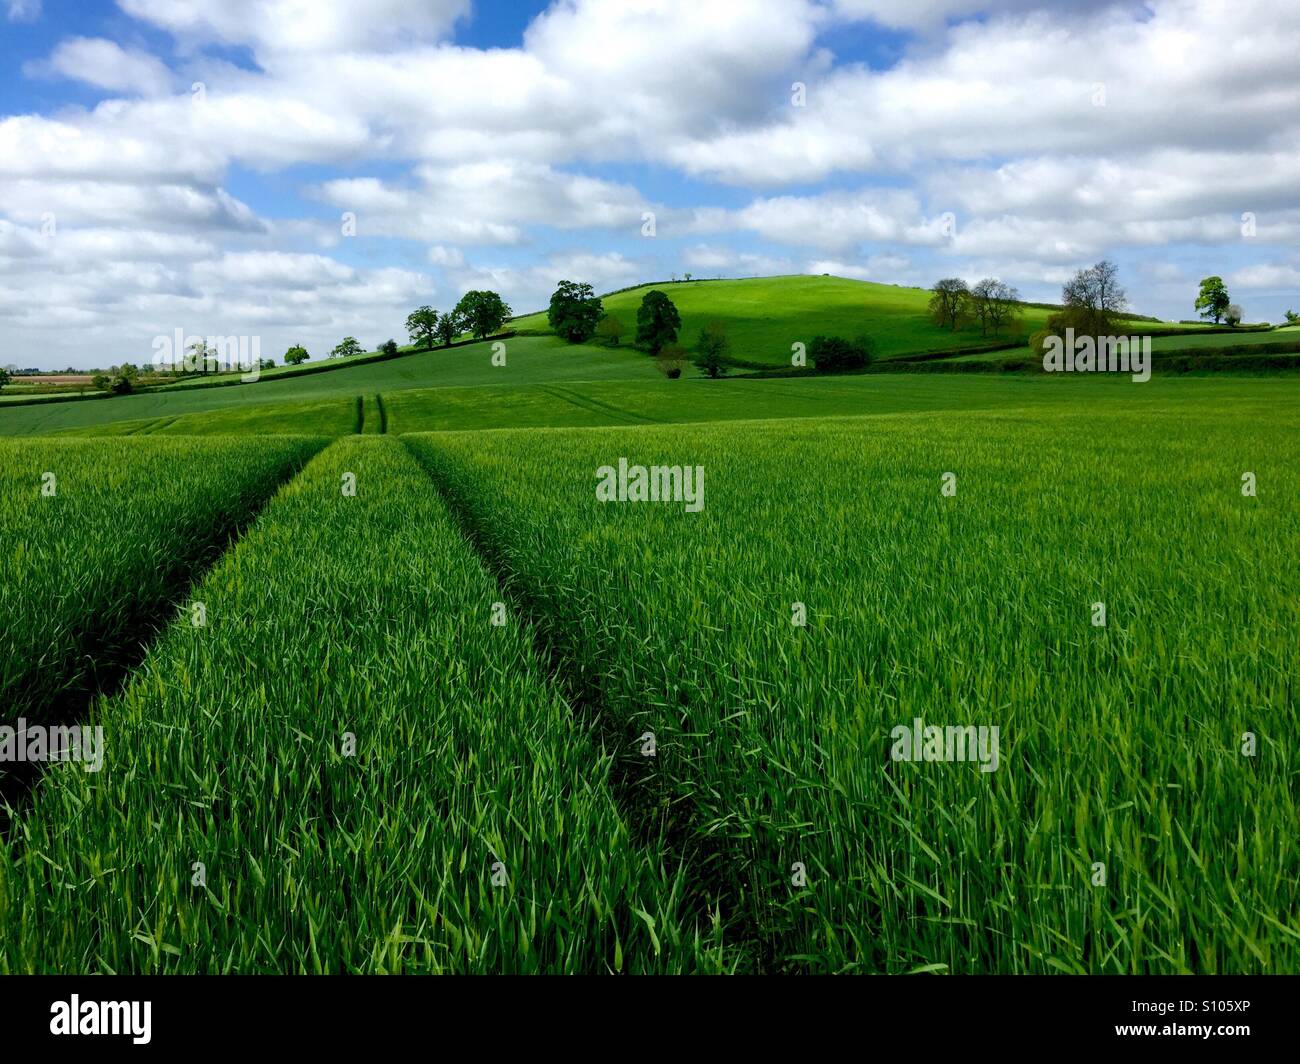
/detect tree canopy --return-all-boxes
[547,280,604,343]
[454,290,512,341]
[635,290,681,355]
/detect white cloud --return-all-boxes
[119,0,469,54]
[31,38,174,97]
[5,0,1300,365]
[311,162,651,246]
[1229,264,1300,290]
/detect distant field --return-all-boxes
[37,374,1299,439]
[948,325,1300,363]
[3,275,1233,438]
[0,335,665,436]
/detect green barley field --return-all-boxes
[2,289,1298,974]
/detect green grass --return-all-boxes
[0,335,666,437]
[0,437,727,974]
[949,326,1297,363]
[515,275,1083,366]
[404,387,1300,973]
[0,436,324,757]
[46,373,1297,438]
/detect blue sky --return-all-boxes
[2,0,1299,368]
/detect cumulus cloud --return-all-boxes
[119,0,470,54]
[3,0,1299,364]
[29,38,175,97]
[311,163,652,246]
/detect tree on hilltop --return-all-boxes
[1195,276,1231,324]
[454,291,512,341]
[548,280,604,343]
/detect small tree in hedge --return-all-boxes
[595,314,624,346]
[656,342,687,379]
[332,336,363,359]
[284,344,310,365]
[380,339,399,357]
[434,311,462,347]
[694,321,729,378]
[406,306,438,349]
[454,290,512,341]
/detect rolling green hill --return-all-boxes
[0,273,1268,439]
[512,274,1054,366]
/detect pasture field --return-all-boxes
[405,390,1300,973]
[38,373,1292,439]
[512,274,1056,365]
[0,437,323,765]
[0,437,725,974]
[0,334,664,436]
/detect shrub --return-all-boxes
[694,321,729,378]
[595,314,624,347]
[808,335,874,372]
[656,342,687,379]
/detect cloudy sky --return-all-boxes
[2,0,1298,369]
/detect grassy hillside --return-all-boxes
[513,275,1057,366]
[0,274,1259,439]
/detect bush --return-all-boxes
[808,335,874,372]
[380,339,399,358]
[694,321,729,378]
[656,342,687,379]
[595,314,624,347]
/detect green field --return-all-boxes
[0,438,322,750]
[2,274,1297,975]
[0,438,727,973]
[0,334,667,436]
[514,275,1054,365]
[403,394,1300,973]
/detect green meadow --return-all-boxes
[2,274,1297,973]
